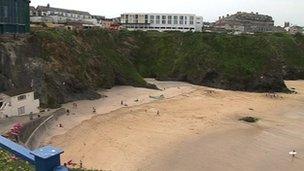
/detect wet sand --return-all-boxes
[46,80,304,171]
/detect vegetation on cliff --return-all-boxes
[0,149,33,171]
[128,31,304,92]
[0,29,303,107]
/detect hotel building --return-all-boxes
[120,13,203,32]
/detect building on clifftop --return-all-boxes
[0,0,30,34]
[120,13,203,32]
[214,12,274,33]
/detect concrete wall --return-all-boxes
[17,108,66,150]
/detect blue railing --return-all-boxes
[0,135,68,171]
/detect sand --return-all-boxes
[37,79,197,147]
[45,80,304,171]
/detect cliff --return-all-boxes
[0,30,303,107]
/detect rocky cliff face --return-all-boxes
[0,31,153,108]
[0,30,303,107]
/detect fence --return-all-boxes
[0,135,67,171]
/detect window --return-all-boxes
[18,106,25,115]
[156,15,160,24]
[168,16,172,24]
[3,6,8,18]
[185,16,188,25]
[179,16,184,25]
[174,16,178,24]
[190,16,194,25]
[150,15,154,24]
[18,95,26,101]
[162,16,166,24]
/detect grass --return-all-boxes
[0,149,34,171]
[22,29,304,106]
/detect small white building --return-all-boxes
[120,13,203,32]
[0,88,40,118]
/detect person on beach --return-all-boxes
[289,150,297,159]
[121,100,124,105]
[79,160,83,168]
[92,107,96,113]
[73,103,78,108]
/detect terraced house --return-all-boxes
[35,4,92,21]
[215,12,274,33]
[120,13,203,32]
[0,0,30,34]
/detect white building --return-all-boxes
[120,13,203,32]
[0,88,40,118]
[30,4,98,26]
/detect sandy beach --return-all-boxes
[42,79,304,171]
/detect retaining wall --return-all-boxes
[19,108,66,150]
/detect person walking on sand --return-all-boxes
[92,107,96,113]
[121,100,124,105]
[156,110,160,116]
[79,160,83,168]
[73,103,78,109]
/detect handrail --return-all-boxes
[0,135,68,171]
[25,114,54,147]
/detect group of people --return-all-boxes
[265,92,282,99]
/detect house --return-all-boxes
[0,0,30,34]
[214,12,274,33]
[101,18,123,30]
[120,13,203,32]
[288,26,303,34]
[30,4,99,27]
[0,88,40,118]
[35,4,95,24]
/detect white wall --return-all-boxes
[121,13,203,32]
[0,92,40,118]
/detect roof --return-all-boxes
[220,12,273,22]
[30,6,36,11]
[37,5,91,16]
[1,87,33,97]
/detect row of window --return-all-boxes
[123,15,195,25]
[37,10,91,19]
[126,26,195,30]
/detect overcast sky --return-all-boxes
[31,0,304,26]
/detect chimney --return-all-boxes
[227,14,229,17]
[219,16,222,20]
[47,3,50,8]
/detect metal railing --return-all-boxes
[0,135,68,171]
